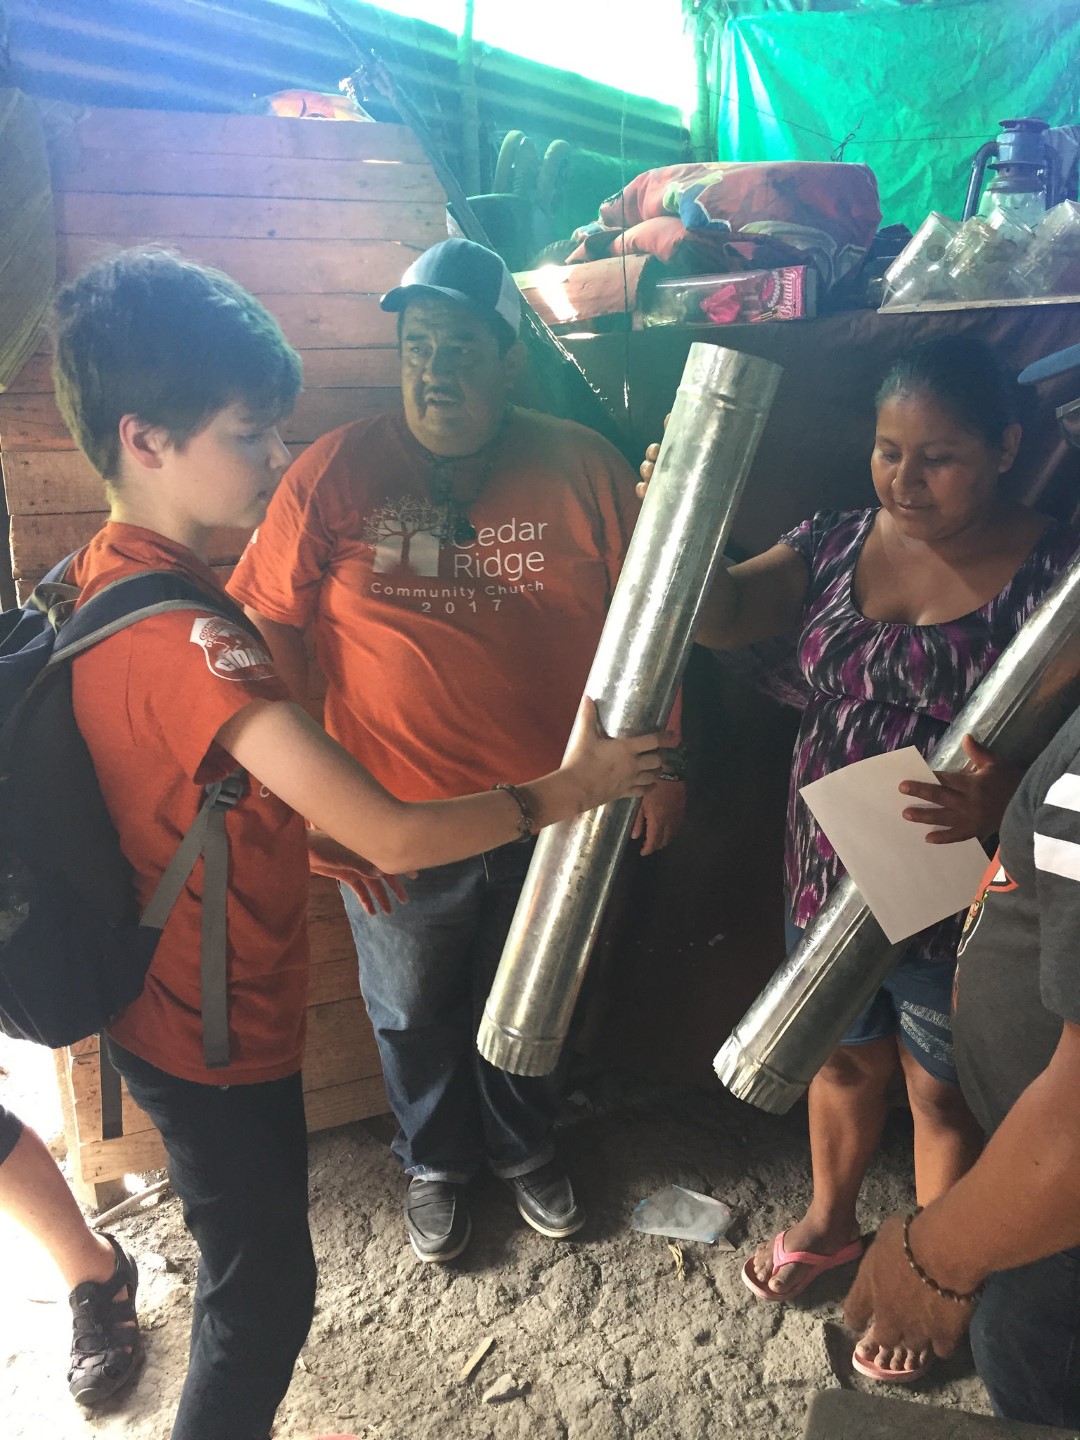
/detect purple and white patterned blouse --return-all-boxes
[780,508,1080,961]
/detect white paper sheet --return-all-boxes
[799,746,989,944]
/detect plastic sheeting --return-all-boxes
[716,0,1080,229]
[3,1,683,178]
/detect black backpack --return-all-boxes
[0,557,253,1137]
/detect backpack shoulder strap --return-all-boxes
[50,568,258,1074]
[25,551,81,629]
[101,764,242,1127]
[50,570,255,663]
[140,770,246,1070]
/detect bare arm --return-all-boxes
[215,697,668,877]
[845,1019,1080,1356]
[695,544,810,650]
[637,436,808,649]
[242,608,310,702]
[914,1019,1080,1282]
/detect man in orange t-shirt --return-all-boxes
[230,239,685,1262]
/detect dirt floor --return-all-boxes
[1,1035,992,1440]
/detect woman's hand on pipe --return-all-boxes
[899,734,1022,844]
[636,412,671,498]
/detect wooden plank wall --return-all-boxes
[57,877,388,1189]
[1,107,448,1193]
[2,108,444,599]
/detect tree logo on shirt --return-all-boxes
[189,617,276,683]
[364,496,444,577]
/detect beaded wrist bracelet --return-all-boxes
[902,1208,983,1305]
[493,782,536,842]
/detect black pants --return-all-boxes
[108,1041,316,1440]
[971,1246,1080,1428]
[0,1101,24,1164]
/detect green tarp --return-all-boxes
[716,0,1080,230]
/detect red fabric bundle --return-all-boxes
[572,160,881,288]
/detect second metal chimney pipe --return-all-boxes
[477,342,783,1077]
[715,556,1080,1113]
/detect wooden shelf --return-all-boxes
[881,293,1080,314]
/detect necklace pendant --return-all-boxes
[451,512,477,545]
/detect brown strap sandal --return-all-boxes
[67,1233,143,1406]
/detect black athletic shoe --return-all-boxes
[404,1178,472,1263]
[507,1161,585,1239]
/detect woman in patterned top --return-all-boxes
[641,335,1080,1381]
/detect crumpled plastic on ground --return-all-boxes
[631,1185,734,1245]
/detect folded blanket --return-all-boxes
[571,160,881,288]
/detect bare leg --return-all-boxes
[0,1123,116,1290]
[854,1046,982,1379]
[900,1045,983,1206]
[750,1038,897,1295]
[1,1118,138,1398]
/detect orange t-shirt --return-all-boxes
[228,407,639,801]
[69,524,309,1085]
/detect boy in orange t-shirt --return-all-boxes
[50,248,667,1440]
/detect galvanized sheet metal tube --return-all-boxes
[715,556,1080,1112]
[477,343,783,1076]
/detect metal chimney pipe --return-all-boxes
[715,556,1080,1112]
[477,343,783,1076]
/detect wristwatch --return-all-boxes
[658,742,689,782]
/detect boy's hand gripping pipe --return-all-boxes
[477,343,783,1077]
[715,555,1080,1113]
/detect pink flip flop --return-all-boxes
[740,1229,864,1302]
[852,1346,929,1384]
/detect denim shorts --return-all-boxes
[786,917,958,1085]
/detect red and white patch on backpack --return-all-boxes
[189,616,276,683]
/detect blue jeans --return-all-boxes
[107,1041,316,1440]
[341,840,563,1183]
[970,1246,1080,1427]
